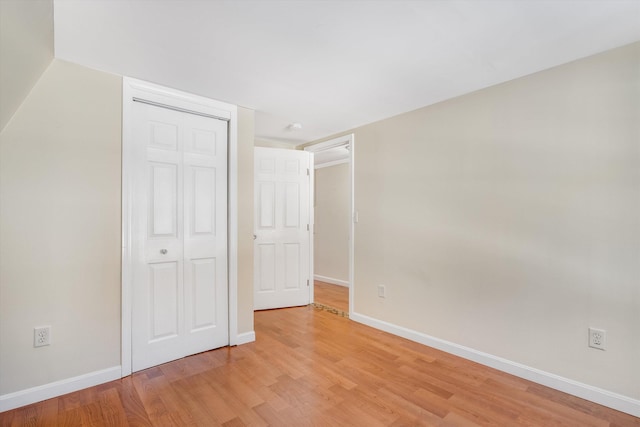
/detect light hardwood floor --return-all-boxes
[314,280,349,314]
[1,306,637,426]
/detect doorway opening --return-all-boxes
[304,134,354,317]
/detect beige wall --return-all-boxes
[314,164,350,283]
[0,59,256,396]
[254,138,297,149]
[0,59,122,394]
[237,107,255,334]
[0,0,54,131]
[307,43,640,400]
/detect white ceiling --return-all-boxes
[53,0,640,146]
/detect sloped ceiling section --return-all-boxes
[0,0,54,131]
[53,0,640,145]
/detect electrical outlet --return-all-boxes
[588,327,606,350]
[378,284,386,298]
[34,326,51,347]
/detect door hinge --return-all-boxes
[307,279,310,287]
[307,224,310,231]
[307,168,310,176]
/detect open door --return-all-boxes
[254,147,313,310]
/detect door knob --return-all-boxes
[253,234,257,240]
[160,249,168,254]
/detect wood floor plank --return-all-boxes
[378,386,446,426]
[1,305,637,426]
[441,411,483,427]
[117,377,154,427]
[314,280,349,313]
[328,383,400,425]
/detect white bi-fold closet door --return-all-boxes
[130,99,228,372]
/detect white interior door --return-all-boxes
[131,100,228,372]
[254,147,312,310]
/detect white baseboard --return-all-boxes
[235,331,256,345]
[350,312,640,418]
[314,274,349,287]
[1,330,257,413]
[0,366,121,413]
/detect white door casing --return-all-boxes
[254,147,312,310]
[304,134,355,316]
[122,78,239,376]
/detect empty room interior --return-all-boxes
[0,0,639,425]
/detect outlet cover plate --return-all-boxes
[34,326,51,347]
[588,327,606,350]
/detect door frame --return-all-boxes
[121,77,239,377]
[304,134,355,316]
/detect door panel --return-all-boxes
[254,147,311,310]
[190,167,215,235]
[284,183,300,227]
[189,128,217,155]
[181,112,228,356]
[149,162,178,237]
[257,244,276,292]
[132,101,228,372]
[283,243,301,289]
[258,182,276,228]
[148,261,180,340]
[149,121,178,150]
[187,257,217,330]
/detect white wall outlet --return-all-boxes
[588,327,606,350]
[378,284,386,298]
[34,326,51,347]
